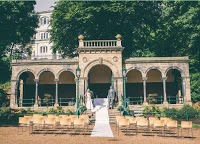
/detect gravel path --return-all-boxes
[0,125,199,144]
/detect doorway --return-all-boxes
[88,65,113,98]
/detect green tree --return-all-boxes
[50,1,162,58]
[0,1,38,84]
[43,94,53,108]
[153,1,200,73]
[0,1,38,58]
[190,73,200,102]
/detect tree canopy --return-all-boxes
[153,1,200,73]
[50,1,162,58]
[0,1,38,83]
[0,1,38,58]
[51,1,199,73]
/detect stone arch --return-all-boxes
[57,68,76,79]
[126,67,145,77]
[83,59,119,78]
[164,66,184,77]
[16,69,36,80]
[145,67,163,77]
[37,68,55,79]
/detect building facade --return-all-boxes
[10,34,192,110]
[31,11,60,60]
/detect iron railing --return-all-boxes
[127,96,184,105]
[17,97,75,107]
[59,97,75,106]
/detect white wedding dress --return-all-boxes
[86,92,94,110]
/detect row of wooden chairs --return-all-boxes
[116,116,193,138]
[18,114,90,135]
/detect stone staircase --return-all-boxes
[87,99,145,125]
[129,105,144,117]
[108,108,121,124]
[107,105,145,124]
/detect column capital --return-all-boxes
[11,79,19,82]
[181,76,190,80]
[54,79,59,82]
[80,77,88,80]
[142,77,148,81]
[34,79,39,83]
[74,78,81,82]
[161,77,167,81]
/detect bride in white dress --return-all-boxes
[85,89,94,110]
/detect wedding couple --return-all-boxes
[85,86,117,110]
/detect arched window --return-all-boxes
[44,18,46,24]
[41,33,43,39]
[40,47,42,53]
[40,46,48,53]
[40,17,49,25]
[46,33,48,39]
[40,18,42,25]
[40,32,49,40]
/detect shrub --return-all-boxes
[0,107,18,125]
[66,109,74,115]
[143,106,163,117]
[78,105,87,114]
[43,94,53,108]
[117,105,130,116]
[117,105,124,112]
[147,96,157,104]
[177,104,198,121]
[163,108,178,120]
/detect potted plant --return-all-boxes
[43,94,52,109]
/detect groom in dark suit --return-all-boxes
[107,86,116,109]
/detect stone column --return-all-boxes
[19,80,23,107]
[142,77,148,105]
[182,76,192,105]
[84,77,89,92]
[162,77,168,107]
[79,77,85,98]
[34,79,39,109]
[10,80,18,109]
[113,78,118,97]
[116,77,123,106]
[54,79,59,108]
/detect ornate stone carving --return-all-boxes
[83,57,88,63]
[99,57,103,64]
[115,34,122,40]
[113,56,118,62]
[78,34,84,40]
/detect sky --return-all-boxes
[35,0,57,12]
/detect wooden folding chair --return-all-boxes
[73,118,86,136]
[115,116,125,130]
[117,118,130,136]
[180,121,193,138]
[44,117,57,134]
[166,120,178,137]
[149,117,159,127]
[79,115,90,132]
[32,117,45,134]
[18,117,32,134]
[160,117,172,125]
[125,116,137,131]
[60,117,73,134]
[153,120,165,136]
[136,118,150,135]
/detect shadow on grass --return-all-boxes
[0,124,18,127]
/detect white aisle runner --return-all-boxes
[91,98,114,137]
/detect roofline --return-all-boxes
[36,10,53,14]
